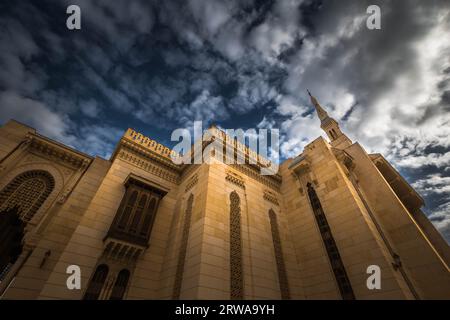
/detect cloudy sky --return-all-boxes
[0,0,449,241]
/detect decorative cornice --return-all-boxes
[226,170,245,189]
[114,129,182,167]
[117,149,180,184]
[102,237,145,263]
[112,128,284,191]
[208,126,275,169]
[119,139,181,172]
[185,173,198,193]
[230,164,280,192]
[27,135,91,169]
[263,189,279,206]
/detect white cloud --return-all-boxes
[412,174,450,195]
[0,92,120,159]
[395,152,450,169]
[74,125,124,159]
[251,0,305,61]
[0,19,43,95]
[279,113,323,158]
[179,90,228,127]
[428,202,450,242]
[80,100,101,118]
[188,0,231,36]
[0,91,75,143]
[62,0,154,52]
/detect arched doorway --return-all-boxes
[0,206,25,281]
[0,170,54,281]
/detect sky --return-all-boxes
[0,0,449,242]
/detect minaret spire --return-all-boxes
[307,90,328,121]
[307,90,351,148]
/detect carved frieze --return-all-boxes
[184,174,198,193]
[263,189,279,206]
[117,149,180,184]
[27,136,91,169]
[226,170,245,189]
[230,164,280,192]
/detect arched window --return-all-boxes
[268,209,290,300]
[83,264,109,300]
[332,129,338,138]
[0,170,54,223]
[141,198,156,236]
[306,183,355,300]
[109,269,130,300]
[108,183,161,245]
[229,191,243,300]
[117,190,138,229]
[117,188,158,236]
[129,194,147,233]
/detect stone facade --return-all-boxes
[0,95,449,300]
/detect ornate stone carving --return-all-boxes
[27,136,91,169]
[229,191,243,299]
[117,149,180,184]
[184,174,198,193]
[263,189,279,206]
[230,164,280,192]
[306,183,355,300]
[208,126,274,169]
[102,238,144,264]
[20,134,33,149]
[124,129,181,163]
[226,171,245,189]
[0,162,65,230]
[57,188,72,204]
[0,170,55,222]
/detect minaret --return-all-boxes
[307,90,352,148]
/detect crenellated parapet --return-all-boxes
[207,126,277,172]
[112,127,282,189]
[111,129,183,185]
[123,129,182,163]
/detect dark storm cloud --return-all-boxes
[0,0,449,241]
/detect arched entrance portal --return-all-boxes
[0,170,55,281]
[0,206,25,281]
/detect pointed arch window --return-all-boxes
[230,191,243,300]
[117,190,138,229]
[141,198,156,237]
[268,209,290,299]
[83,264,109,300]
[331,129,339,139]
[0,170,54,222]
[109,269,130,300]
[306,183,355,300]
[129,194,147,233]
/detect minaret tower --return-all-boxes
[307,90,352,149]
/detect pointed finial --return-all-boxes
[308,90,329,121]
